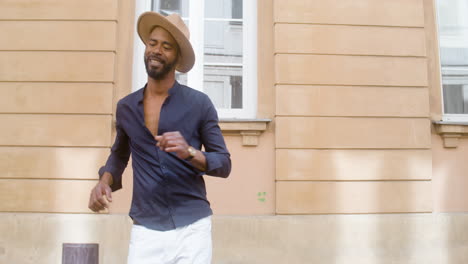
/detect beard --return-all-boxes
[144,55,177,80]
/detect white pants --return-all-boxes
[127,216,212,264]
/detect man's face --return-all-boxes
[144,26,179,80]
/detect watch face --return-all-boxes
[186,146,196,161]
[188,147,196,157]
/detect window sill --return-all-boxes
[433,121,468,148]
[219,119,271,146]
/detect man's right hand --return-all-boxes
[88,173,113,212]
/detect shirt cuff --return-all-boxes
[98,166,122,192]
[203,152,223,174]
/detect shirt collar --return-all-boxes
[136,81,180,104]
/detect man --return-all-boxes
[88,11,231,264]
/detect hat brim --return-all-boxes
[137,12,195,73]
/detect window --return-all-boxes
[436,0,468,121]
[132,0,257,119]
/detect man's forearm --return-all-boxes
[190,150,207,171]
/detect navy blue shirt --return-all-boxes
[99,81,231,231]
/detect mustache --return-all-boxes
[146,55,165,64]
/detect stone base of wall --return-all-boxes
[1,213,467,264]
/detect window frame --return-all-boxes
[436,0,468,122]
[132,0,258,119]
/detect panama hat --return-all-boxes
[137,11,195,73]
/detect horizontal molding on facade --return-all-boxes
[0,147,109,180]
[0,0,118,20]
[276,117,431,149]
[0,82,113,114]
[272,83,428,88]
[276,149,432,181]
[274,0,424,27]
[273,22,425,29]
[276,180,432,214]
[0,114,112,147]
[0,19,118,22]
[0,81,116,83]
[275,54,428,87]
[0,179,98,213]
[0,21,117,51]
[0,113,112,116]
[0,50,118,53]
[0,51,115,82]
[273,53,426,59]
[276,85,430,117]
[275,24,426,57]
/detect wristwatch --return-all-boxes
[185,146,197,161]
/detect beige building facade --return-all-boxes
[1,0,468,263]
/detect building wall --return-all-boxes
[423,0,468,213]
[0,0,129,213]
[274,0,432,214]
[433,134,468,212]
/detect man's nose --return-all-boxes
[152,44,162,54]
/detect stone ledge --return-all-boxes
[433,121,468,148]
[219,119,271,146]
[3,213,468,264]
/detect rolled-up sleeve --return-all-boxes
[200,97,231,178]
[98,102,130,191]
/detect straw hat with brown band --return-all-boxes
[137,11,195,73]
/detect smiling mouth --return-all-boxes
[150,59,162,67]
[148,57,165,67]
